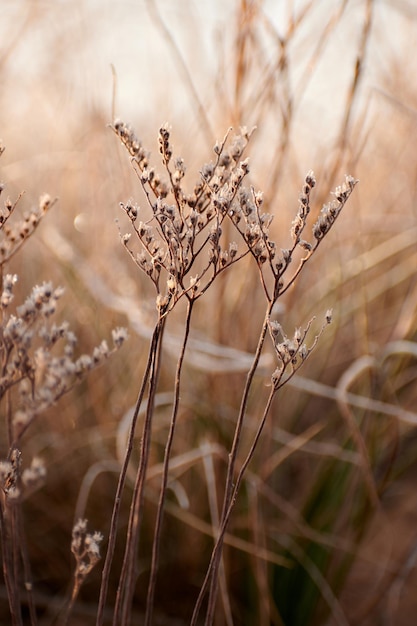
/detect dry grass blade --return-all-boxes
[335,356,380,507]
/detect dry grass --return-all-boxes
[1,1,417,625]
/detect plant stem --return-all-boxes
[114,317,165,625]
[191,299,274,626]
[145,298,194,626]
[96,320,162,626]
[16,507,37,626]
[0,499,22,626]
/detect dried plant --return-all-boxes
[0,147,127,626]
[3,1,417,624]
[64,519,104,625]
[95,121,357,626]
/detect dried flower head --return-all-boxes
[313,176,358,241]
[71,518,103,594]
[21,456,46,491]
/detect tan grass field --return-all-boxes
[1,1,417,625]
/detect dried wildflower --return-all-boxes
[112,327,128,348]
[13,409,31,430]
[299,239,312,251]
[269,320,283,339]
[166,275,176,294]
[158,124,174,170]
[39,194,52,213]
[201,162,215,181]
[189,275,200,294]
[109,126,361,625]
[291,214,304,240]
[253,189,264,206]
[289,171,316,245]
[22,457,46,490]
[120,201,138,222]
[254,243,268,264]
[1,273,18,308]
[229,134,247,161]
[92,340,110,363]
[112,120,149,169]
[219,251,229,266]
[115,125,264,298]
[299,344,308,359]
[71,518,103,588]
[313,175,358,241]
[16,282,61,322]
[0,148,132,626]
[0,184,57,267]
[75,354,93,374]
[229,241,238,259]
[305,170,316,189]
[173,157,186,184]
[156,293,170,312]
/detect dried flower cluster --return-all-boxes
[269,313,332,389]
[0,171,128,495]
[0,146,128,625]
[108,121,358,626]
[67,518,104,617]
[114,122,358,314]
[113,122,257,314]
[313,176,357,240]
[71,518,103,585]
[0,276,127,453]
[0,184,54,267]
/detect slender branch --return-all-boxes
[16,508,37,626]
[191,298,274,626]
[145,298,195,625]
[145,0,214,147]
[114,317,166,626]
[96,320,162,626]
[201,384,278,624]
[0,499,22,626]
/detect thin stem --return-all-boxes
[202,446,233,626]
[327,0,374,188]
[144,298,194,626]
[96,321,161,626]
[17,508,37,626]
[145,0,214,147]
[227,386,276,523]
[200,385,278,624]
[191,298,274,626]
[0,499,22,626]
[63,577,81,626]
[204,385,277,626]
[10,505,22,625]
[203,314,333,624]
[6,387,13,452]
[114,317,166,626]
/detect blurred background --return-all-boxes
[1,1,417,624]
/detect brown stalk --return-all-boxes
[114,317,166,626]
[95,322,161,626]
